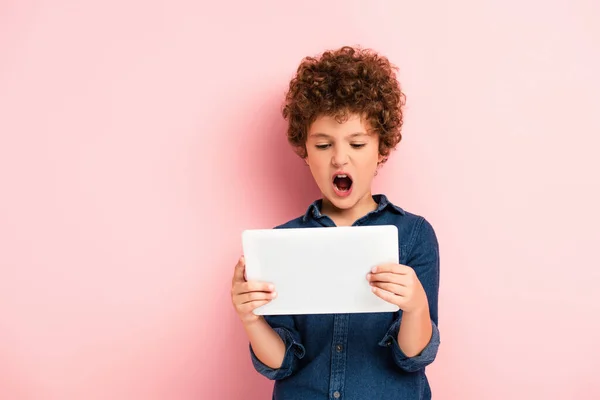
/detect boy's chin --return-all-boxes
[323,193,356,209]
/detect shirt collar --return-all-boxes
[302,194,405,222]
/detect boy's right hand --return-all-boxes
[231,256,277,325]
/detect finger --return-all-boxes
[370,281,407,296]
[232,256,246,283]
[239,281,275,294]
[238,290,277,304]
[367,272,408,286]
[240,300,271,314]
[371,286,401,305]
[232,281,274,298]
[371,263,412,274]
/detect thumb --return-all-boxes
[232,256,246,283]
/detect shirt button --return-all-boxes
[333,391,341,399]
[386,339,392,347]
[336,344,343,352]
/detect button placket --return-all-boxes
[329,314,349,400]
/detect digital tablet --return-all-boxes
[241,225,400,315]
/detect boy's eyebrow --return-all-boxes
[309,132,368,138]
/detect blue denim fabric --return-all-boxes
[249,194,441,400]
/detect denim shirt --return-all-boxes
[249,194,441,400]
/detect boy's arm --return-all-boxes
[243,317,286,369]
[244,224,306,379]
[231,256,305,379]
[377,217,441,373]
[247,314,306,380]
[397,303,433,357]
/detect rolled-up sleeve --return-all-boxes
[379,316,440,372]
[249,315,305,380]
[380,216,441,372]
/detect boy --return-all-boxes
[230,46,440,399]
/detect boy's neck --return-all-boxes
[320,193,378,227]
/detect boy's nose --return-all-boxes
[332,151,349,167]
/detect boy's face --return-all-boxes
[305,113,383,211]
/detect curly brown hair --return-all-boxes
[282,46,406,164]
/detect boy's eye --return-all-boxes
[351,143,366,149]
[315,144,331,150]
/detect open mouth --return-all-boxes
[333,173,353,195]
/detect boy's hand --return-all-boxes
[231,256,277,324]
[366,263,428,314]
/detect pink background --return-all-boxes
[1,1,599,399]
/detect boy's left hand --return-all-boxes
[366,263,428,314]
